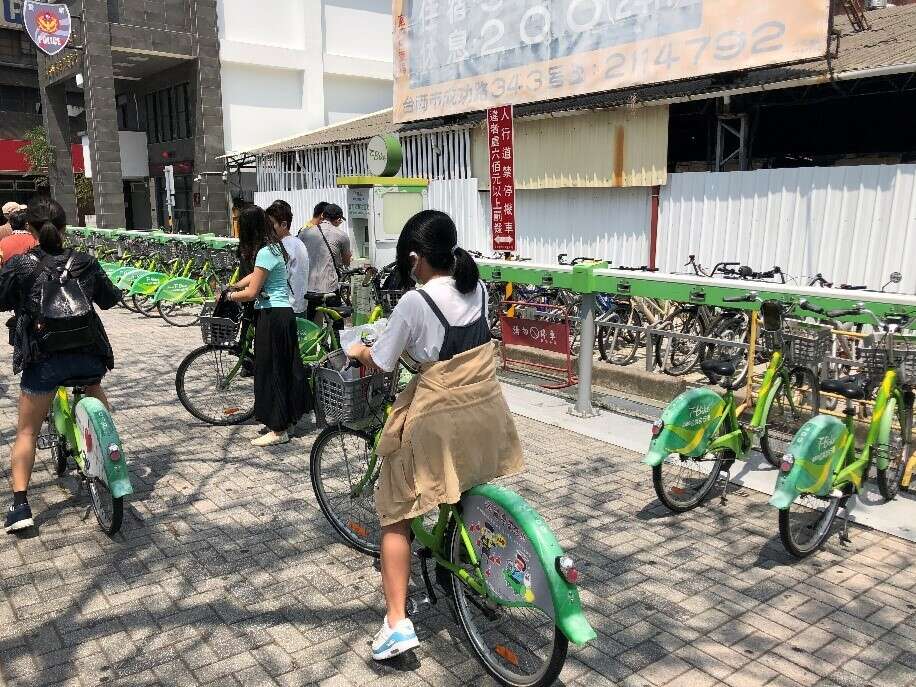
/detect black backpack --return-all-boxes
[28,251,96,353]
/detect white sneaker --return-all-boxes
[372,617,419,660]
[251,431,290,447]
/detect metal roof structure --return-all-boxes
[244,4,916,156]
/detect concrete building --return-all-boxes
[3,0,394,232]
[218,0,393,202]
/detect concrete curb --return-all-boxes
[501,345,686,402]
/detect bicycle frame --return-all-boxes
[771,371,906,506]
[645,350,792,465]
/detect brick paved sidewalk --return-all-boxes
[1,309,915,687]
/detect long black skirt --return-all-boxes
[254,307,312,431]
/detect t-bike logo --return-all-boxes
[682,403,714,429]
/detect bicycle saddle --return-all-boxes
[60,376,103,390]
[820,377,867,400]
[701,359,736,380]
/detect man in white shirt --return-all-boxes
[266,201,310,316]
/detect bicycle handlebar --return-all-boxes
[797,299,827,315]
[827,307,862,318]
[722,292,759,304]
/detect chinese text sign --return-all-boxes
[393,0,830,122]
[487,105,516,252]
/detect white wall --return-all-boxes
[324,75,392,124]
[82,132,150,180]
[657,166,916,294]
[221,64,306,154]
[217,0,393,154]
[323,0,392,63]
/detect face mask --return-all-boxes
[409,252,424,286]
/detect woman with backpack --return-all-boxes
[0,198,121,533]
[220,205,309,447]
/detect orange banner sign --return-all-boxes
[393,0,830,123]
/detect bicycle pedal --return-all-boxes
[36,434,54,450]
[406,595,433,618]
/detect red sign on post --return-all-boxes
[487,105,516,253]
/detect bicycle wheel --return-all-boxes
[447,514,568,687]
[659,310,705,376]
[702,314,750,385]
[175,345,255,425]
[133,294,160,318]
[310,426,381,557]
[778,493,842,558]
[877,402,913,501]
[598,308,642,365]
[652,449,731,512]
[88,477,123,536]
[158,300,203,327]
[120,292,140,313]
[760,367,821,468]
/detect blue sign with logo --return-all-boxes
[2,0,24,28]
[23,1,71,56]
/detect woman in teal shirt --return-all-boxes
[223,205,309,446]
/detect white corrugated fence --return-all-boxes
[657,166,916,294]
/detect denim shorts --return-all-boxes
[21,353,107,395]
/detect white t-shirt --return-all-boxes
[370,276,487,372]
[281,235,310,313]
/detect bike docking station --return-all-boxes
[476,259,916,423]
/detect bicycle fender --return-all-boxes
[643,387,727,467]
[75,398,133,499]
[769,415,850,509]
[463,484,597,646]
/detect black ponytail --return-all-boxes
[452,246,480,294]
[26,197,67,253]
[396,210,480,294]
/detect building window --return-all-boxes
[0,86,40,114]
[145,84,191,143]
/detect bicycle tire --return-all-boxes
[310,425,381,557]
[175,345,256,426]
[121,293,141,313]
[158,299,203,327]
[134,294,160,318]
[446,512,568,687]
[659,310,706,376]
[88,479,123,536]
[652,449,731,512]
[759,367,821,469]
[877,399,913,501]
[598,308,642,365]
[777,493,842,558]
[701,314,750,386]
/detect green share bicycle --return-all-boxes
[644,295,824,511]
[309,356,595,686]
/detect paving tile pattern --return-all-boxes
[2,309,916,687]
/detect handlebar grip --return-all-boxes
[840,284,867,291]
[722,295,752,303]
[827,308,861,318]
[798,300,826,315]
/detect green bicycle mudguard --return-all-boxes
[108,266,135,282]
[153,277,202,304]
[462,483,597,646]
[128,271,170,296]
[75,398,133,499]
[769,415,851,509]
[100,262,121,275]
[117,268,152,290]
[643,387,727,467]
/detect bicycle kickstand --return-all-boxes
[719,469,731,504]
[839,497,854,545]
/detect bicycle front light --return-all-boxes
[780,454,795,473]
[651,419,664,438]
[556,555,580,585]
[107,444,122,462]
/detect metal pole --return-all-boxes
[571,294,598,417]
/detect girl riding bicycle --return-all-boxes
[0,198,121,533]
[346,210,524,660]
